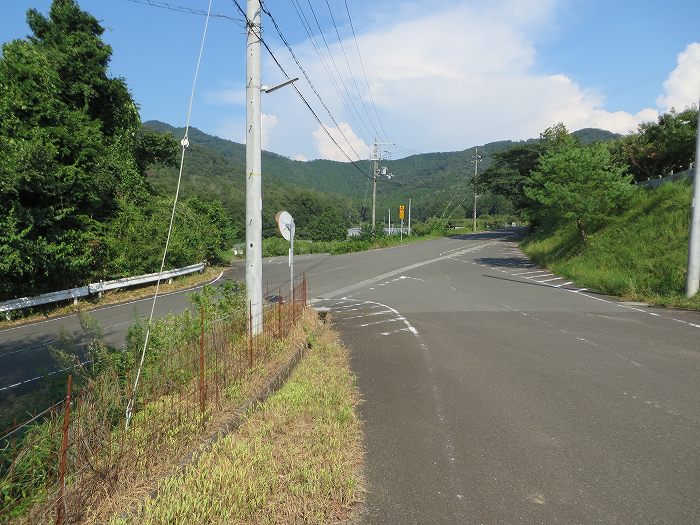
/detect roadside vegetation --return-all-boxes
[522,181,700,310]
[473,110,698,310]
[111,325,363,525]
[1,285,335,523]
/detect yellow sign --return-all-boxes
[399,205,405,220]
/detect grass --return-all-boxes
[71,309,320,525]
[262,232,448,257]
[0,266,225,330]
[521,181,700,310]
[110,324,363,525]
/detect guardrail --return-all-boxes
[636,166,695,188]
[0,263,205,318]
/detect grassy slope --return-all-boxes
[113,326,363,525]
[521,181,700,310]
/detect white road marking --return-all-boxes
[380,327,412,336]
[360,317,404,327]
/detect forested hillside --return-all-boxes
[144,121,619,224]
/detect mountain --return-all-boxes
[142,120,622,223]
[573,128,621,145]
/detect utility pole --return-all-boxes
[408,198,412,235]
[686,102,700,298]
[370,140,392,232]
[388,208,391,235]
[246,0,262,333]
[472,147,482,232]
[371,141,379,230]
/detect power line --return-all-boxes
[343,0,390,142]
[301,0,376,141]
[259,1,366,162]
[121,0,243,24]
[288,0,375,150]
[230,0,373,180]
[323,0,382,141]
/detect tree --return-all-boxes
[525,143,633,243]
[612,106,698,181]
[0,0,143,298]
[478,143,545,210]
[308,206,348,241]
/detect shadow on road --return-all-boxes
[475,256,535,269]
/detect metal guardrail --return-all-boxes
[0,263,205,316]
[637,166,695,188]
[0,287,90,314]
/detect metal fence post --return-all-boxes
[56,374,73,525]
[277,289,282,338]
[199,305,205,419]
[248,301,254,369]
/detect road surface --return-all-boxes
[2,229,699,523]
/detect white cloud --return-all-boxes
[312,122,370,161]
[656,42,700,112]
[247,1,695,159]
[261,113,277,149]
[293,153,308,162]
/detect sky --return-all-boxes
[2,0,700,161]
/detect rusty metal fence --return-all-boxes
[0,276,308,524]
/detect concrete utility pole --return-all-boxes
[370,140,392,232]
[372,141,378,230]
[246,0,262,333]
[472,147,482,232]
[408,198,412,235]
[686,102,700,298]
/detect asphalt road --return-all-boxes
[310,229,700,524]
[3,229,699,524]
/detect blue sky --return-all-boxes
[2,0,699,160]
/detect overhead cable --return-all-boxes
[126,0,214,429]
[323,0,382,141]
[343,0,390,142]
[121,0,243,24]
[230,0,373,180]
[260,1,366,162]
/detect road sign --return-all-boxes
[275,210,296,297]
[275,210,295,241]
[399,205,405,220]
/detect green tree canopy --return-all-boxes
[308,206,348,241]
[612,106,698,181]
[525,142,634,242]
[0,0,148,298]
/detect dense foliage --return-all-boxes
[525,142,633,242]
[0,1,233,300]
[612,107,698,181]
